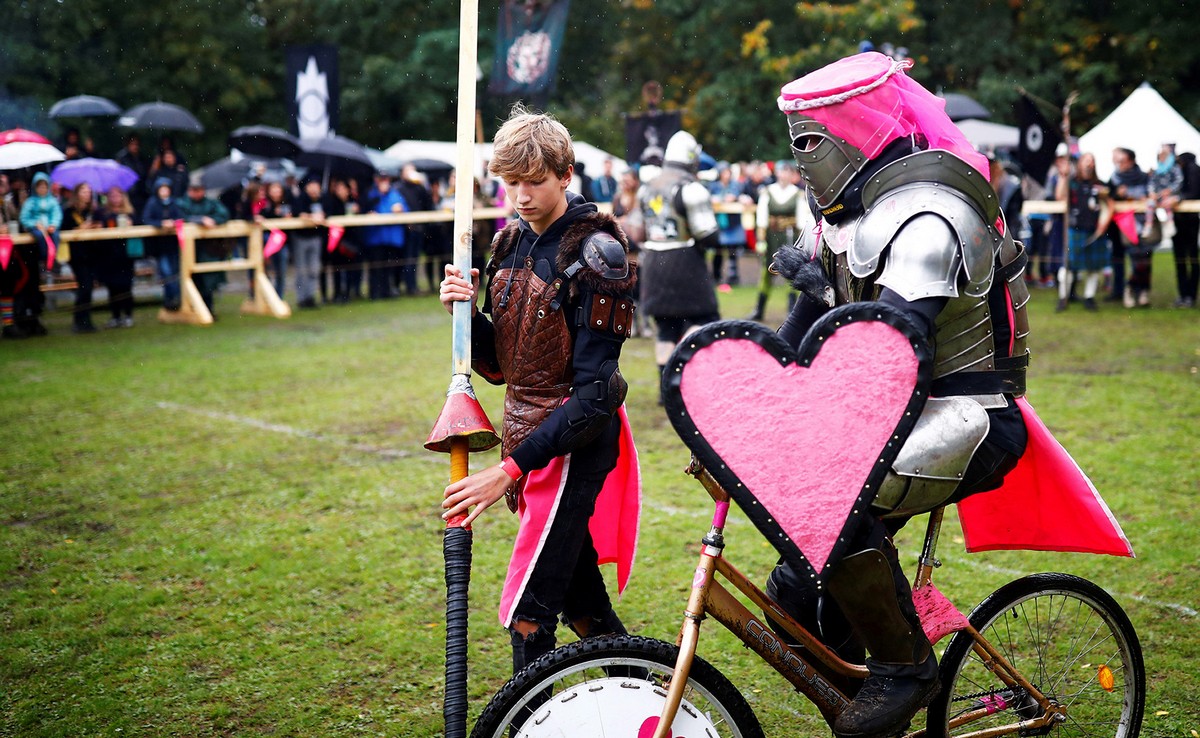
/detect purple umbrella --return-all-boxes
[51,158,140,192]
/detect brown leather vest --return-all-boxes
[491,257,574,459]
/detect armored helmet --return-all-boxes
[664,130,702,171]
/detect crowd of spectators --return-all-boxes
[0,133,507,339]
[2,133,1196,342]
[1021,141,1199,310]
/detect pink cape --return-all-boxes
[499,405,641,627]
[957,397,1133,557]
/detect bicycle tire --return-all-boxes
[927,572,1144,737]
[471,633,765,738]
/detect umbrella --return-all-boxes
[194,156,300,191]
[366,147,405,178]
[0,128,51,145]
[50,158,140,192]
[939,92,991,122]
[118,102,204,133]
[0,142,66,170]
[49,95,122,119]
[297,135,375,182]
[405,157,454,179]
[228,125,302,159]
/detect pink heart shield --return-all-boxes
[663,305,930,578]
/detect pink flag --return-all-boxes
[1112,210,1139,245]
[0,235,12,271]
[45,237,56,270]
[174,219,187,250]
[264,228,287,259]
[326,224,345,253]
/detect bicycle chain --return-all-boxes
[950,686,1032,703]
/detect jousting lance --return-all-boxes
[422,2,498,737]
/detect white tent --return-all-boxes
[1078,82,1200,181]
[956,118,1020,151]
[382,139,627,182]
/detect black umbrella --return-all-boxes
[940,92,991,122]
[49,95,122,119]
[228,125,302,160]
[297,135,375,182]
[406,158,454,179]
[118,102,204,133]
[195,156,301,191]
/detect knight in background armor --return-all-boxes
[766,52,1031,738]
[636,130,722,392]
[439,107,641,683]
[749,160,806,320]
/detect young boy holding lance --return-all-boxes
[439,106,641,675]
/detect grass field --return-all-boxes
[2,254,1197,737]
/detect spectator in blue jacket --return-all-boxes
[19,172,63,271]
[361,172,408,300]
[142,177,185,310]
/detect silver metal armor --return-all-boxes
[813,150,1031,517]
[639,170,718,250]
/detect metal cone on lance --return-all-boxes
[424,2,494,737]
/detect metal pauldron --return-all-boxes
[872,396,991,518]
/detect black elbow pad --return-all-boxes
[559,360,627,449]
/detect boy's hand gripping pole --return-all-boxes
[423,2,498,737]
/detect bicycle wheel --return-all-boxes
[471,634,764,738]
[928,572,1144,737]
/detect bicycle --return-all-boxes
[471,311,1144,738]
[471,461,1143,738]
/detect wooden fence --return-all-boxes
[8,207,508,326]
[9,197,1197,326]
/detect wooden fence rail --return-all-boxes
[7,207,509,326]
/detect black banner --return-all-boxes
[1016,94,1060,186]
[488,0,571,97]
[286,45,340,140]
[624,110,681,166]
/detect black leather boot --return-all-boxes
[565,608,647,679]
[509,623,557,675]
[765,559,864,705]
[827,545,940,738]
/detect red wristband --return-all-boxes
[499,456,523,480]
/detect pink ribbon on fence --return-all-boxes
[327,224,345,253]
[264,228,287,259]
[0,235,12,271]
[45,235,56,270]
[174,219,187,250]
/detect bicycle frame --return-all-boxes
[648,461,1063,738]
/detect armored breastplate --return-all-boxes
[820,150,1030,401]
[641,169,692,244]
[490,260,573,457]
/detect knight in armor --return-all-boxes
[749,161,805,320]
[439,107,641,678]
[636,131,722,390]
[765,53,1032,738]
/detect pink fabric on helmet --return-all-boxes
[779,52,989,179]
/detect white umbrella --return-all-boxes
[0,142,66,170]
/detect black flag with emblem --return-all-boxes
[488,0,571,97]
[1016,94,1061,186]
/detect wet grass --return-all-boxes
[1,252,1196,736]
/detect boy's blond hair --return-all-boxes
[489,104,575,182]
